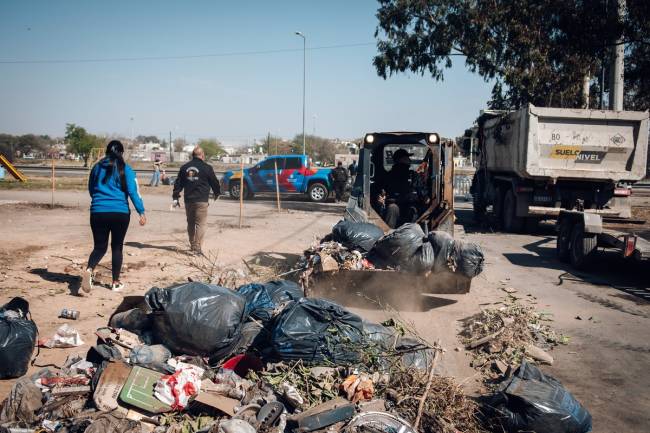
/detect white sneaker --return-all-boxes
[81,268,94,293]
[111,282,125,292]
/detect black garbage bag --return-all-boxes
[237,280,303,323]
[493,360,592,433]
[331,220,384,252]
[396,337,436,370]
[369,223,433,273]
[227,320,271,355]
[144,282,247,359]
[0,297,37,379]
[456,242,485,278]
[429,231,484,278]
[271,298,365,364]
[362,321,400,350]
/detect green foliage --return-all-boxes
[65,123,102,167]
[374,0,650,110]
[0,133,54,159]
[291,134,348,165]
[197,138,225,160]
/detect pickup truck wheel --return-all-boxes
[229,182,248,200]
[503,189,525,233]
[556,220,572,263]
[308,183,329,202]
[569,224,597,269]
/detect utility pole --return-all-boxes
[267,132,271,155]
[609,0,625,111]
[169,131,173,162]
[295,31,306,156]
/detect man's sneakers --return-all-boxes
[80,268,94,294]
[111,282,125,292]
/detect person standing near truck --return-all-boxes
[172,146,221,255]
[330,161,349,202]
[82,140,146,294]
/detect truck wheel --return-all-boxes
[556,220,572,263]
[471,174,486,222]
[524,217,540,233]
[569,224,597,269]
[503,189,525,233]
[229,182,250,200]
[493,186,505,228]
[308,183,329,202]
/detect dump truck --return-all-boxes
[310,132,473,297]
[468,105,649,232]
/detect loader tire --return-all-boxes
[503,189,525,233]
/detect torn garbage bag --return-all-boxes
[493,360,592,433]
[368,223,434,273]
[331,220,384,252]
[429,231,484,278]
[237,280,303,323]
[271,298,365,364]
[0,297,38,379]
[145,282,247,359]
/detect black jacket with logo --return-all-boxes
[172,157,221,203]
[330,166,349,183]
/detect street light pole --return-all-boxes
[295,31,306,156]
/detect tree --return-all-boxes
[0,134,18,161]
[197,138,225,160]
[374,0,650,111]
[291,134,347,165]
[173,137,187,152]
[135,135,159,144]
[16,134,49,156]
[65,123,102,167]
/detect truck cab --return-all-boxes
[222,155,333,202]
[346,132,455,234]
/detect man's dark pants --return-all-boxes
[334,181,346,202]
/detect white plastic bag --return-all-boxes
[154,362,203,409]
[41,324,84,348]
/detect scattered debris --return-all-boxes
[461,297,568,381]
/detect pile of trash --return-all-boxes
[461,297,569,380]
[300,221,485,287]
[0,278,592,433]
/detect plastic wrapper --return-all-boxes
[494,361,592,433]
[237,280,303,323]
[396,337,436,370]
[41,324,84,348]
[331,220,385,252]
[271,298,365,364]
[145,282,247,359]
[0,297,37,379]
[154,362,204,410]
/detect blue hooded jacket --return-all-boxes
[88,158,145,215]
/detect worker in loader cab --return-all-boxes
[376,148,418,228]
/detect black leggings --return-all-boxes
[88,212,130,281]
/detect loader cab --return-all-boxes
[346,132,455,234]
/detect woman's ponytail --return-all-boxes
[103,140,127,193]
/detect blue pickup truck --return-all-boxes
[222,155,334,202]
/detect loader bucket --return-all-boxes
[306,268,471,306]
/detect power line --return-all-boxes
[0,42,376,65]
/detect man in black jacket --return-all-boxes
[172,147,221,254]
[329,161,349,202]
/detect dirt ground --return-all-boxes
[1,187,649,432]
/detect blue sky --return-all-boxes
[0,0,492,146]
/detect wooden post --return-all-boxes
[239,158,244,228]
[51,158,55,208]
[274,159,281,213]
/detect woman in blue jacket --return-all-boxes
[82,140,146,293]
